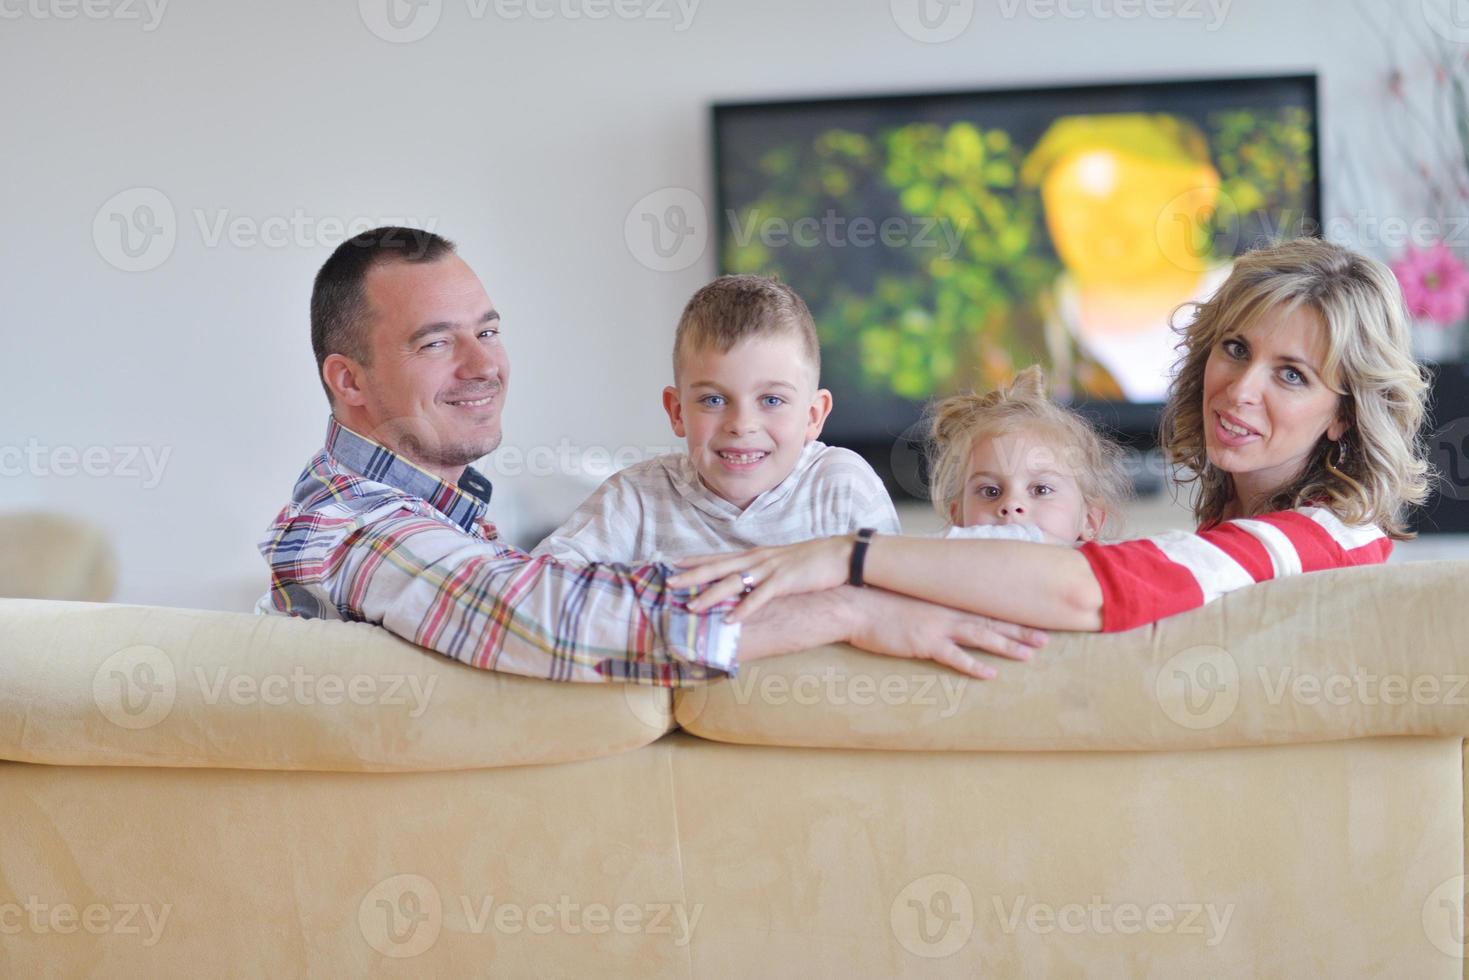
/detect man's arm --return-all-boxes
[738,586,1046,680]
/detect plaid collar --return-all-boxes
[324,416,492,534]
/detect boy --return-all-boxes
[534,275,900,563]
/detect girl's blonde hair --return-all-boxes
[927,365,1132,534]
[1159,238,1431,538]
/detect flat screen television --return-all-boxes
[712,74,1322,499]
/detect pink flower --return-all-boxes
[1392,242,1469,326]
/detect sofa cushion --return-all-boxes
[0,599,673,771]
[0,511,116,602]
[674,561,1469,751]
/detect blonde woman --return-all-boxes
[671,238,1431,637]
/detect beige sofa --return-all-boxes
[3,560,1469,977]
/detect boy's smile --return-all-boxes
[663,334,832,510]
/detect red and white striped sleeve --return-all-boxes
[1077,506,1394,633]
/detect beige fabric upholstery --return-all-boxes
[3,560,1468,974]
[0,512,116,602]
[0,599,673,771]
[676,561,1469,752]
[1,733,1461,976]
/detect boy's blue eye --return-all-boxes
[699,395,726,408]
[761,395,786,408]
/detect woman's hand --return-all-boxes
[669,535,853,622]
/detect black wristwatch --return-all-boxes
[848,528,876,587]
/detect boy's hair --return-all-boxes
[672,275,821,384]
[927,365,1131,534]
[1159,237,1431,538]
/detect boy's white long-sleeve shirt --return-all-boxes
[533,441,902,563]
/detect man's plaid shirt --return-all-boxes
[256,418,739,685]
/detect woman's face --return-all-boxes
[1201,303,1347,513]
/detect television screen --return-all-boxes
[712,75,1321,493]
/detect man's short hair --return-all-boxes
[310,226,458,402]
[671,275,821,385]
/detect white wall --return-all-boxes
[0,0,1445,610]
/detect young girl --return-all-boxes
[929,364,1131,548]
[673,238,1431,640]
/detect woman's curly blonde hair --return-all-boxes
[927,364,1132,535]
[1159,237,1432,537]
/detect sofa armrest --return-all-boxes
[674,561,1469,752]
[0,599,673,771]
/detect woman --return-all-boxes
[670,238,1432,636]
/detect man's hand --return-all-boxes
[840,586,1047,680]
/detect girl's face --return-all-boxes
[953,427,1105,544]
[1201,303,1347,515]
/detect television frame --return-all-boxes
[711,73,1323,498]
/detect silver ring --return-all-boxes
[739,571,757,595]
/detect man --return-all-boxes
[257,226,1046,683]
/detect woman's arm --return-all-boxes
[672,533,1104,632]
[863,536,1104,632]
